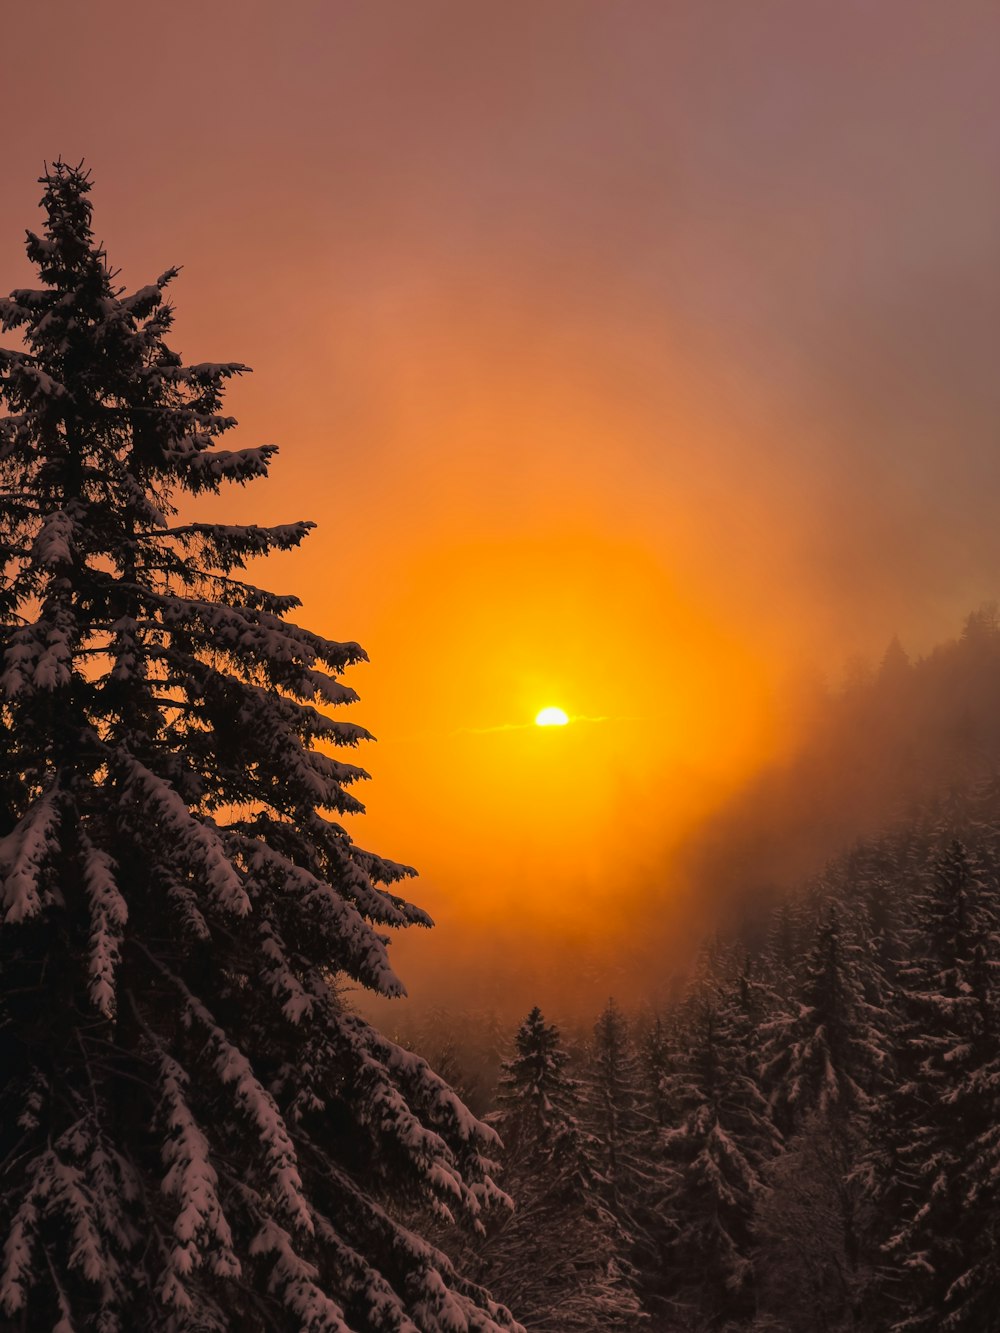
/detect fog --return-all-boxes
[5,1,1000,1019]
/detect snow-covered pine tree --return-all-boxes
[639,1013,674,1130]
[493,1008,577,1164]
[866,841,1000,1331]
[760,899,802,995]
[0,162,520,1333]
[658,978,781,1326]
[756,903,888,1326]
[586,1000,646,1214]
[583,999,672,1306]
[470,1008,643,1332]
[760,903,888,1133]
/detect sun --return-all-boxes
[535,706,569,727]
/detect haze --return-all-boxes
[6,1,1000,1013]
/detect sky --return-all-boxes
[4,1,1000,1012]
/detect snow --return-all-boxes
[248,1220,352,1333]
[0,1194,37,1316]
[17,363,67,400]
[117,755,251,917]
[118,283,162,313]
[258,921,315,1024]
[229,832,407,997]
[0,790,61,924]
[170,444,277,489]
[152,963,313,1235]
[31,510,75,567]
[80,834,128,1017]
[2,615,75,696]
[158,1054,241,1291]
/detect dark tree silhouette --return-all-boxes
[0,162,518,1333]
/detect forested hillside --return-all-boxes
[679,607,1000,926]
[401,612,1000,1331]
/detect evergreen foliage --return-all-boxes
[494,1008,578,1164]
[0,163,518,1333]
[586,999,646,1210]
[760,905,887,1133]
[410,795,1000,1331]
[658,982,780,1325]
[864,842,1000,1331]
[584,1000,672,1316]
[468,1009,643,1332]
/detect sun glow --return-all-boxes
[535,706,569,727]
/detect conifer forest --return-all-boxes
[5,6,1000,1332]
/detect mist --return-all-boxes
[9,7,1000,1331]
[5,2,1000,1023]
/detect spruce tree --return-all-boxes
[760,904,887,1132]
[0,163,519,1332]
[469,1008,643,1332]
[583,999,671,1308]
[867,842,1000,1331]
[756,904,887,1325]
[586,999,646,1216]
[638,1013,673,1130]
[658,980,780,1326]
[494,1008,578,1164]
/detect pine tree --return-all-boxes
[877,635,910,683]
[867,842,1000,1331]
[494,1008,578,1164]
[760,899,801,994]
[756,904,888,1326]
[638,1012,673,1130]
[658,978,780,1326]
[468,1008,643,1332]
[0,162,519,1332]
[583,999,672,1311]
[760,903,887,1132]
[586,999,647,1216]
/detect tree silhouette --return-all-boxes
[0,162,519,1333]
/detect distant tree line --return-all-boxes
[683,606,1000,924]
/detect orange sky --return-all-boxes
[5,2,1000,1012]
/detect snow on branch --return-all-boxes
[258,919,315,1024]
[0,1181,39,1316]
[79,831,128,1018]
[0,1148,119,1317]
[143,951,313,1236]
[6,362,67,403]
[157,596,367,677]
[247,1216,351,1333]
[148,362,249,385]
[112,756,251,917]
[234,677,362,737]
[169,445,278,492]
[301,814,425,927]
[2,609,75,696]
[31,508,76,569]
[308,1210,421,1333]
[227,832,405,997]
[137,521,314,573]
[160,869,212,942]
[0,788,62,924]
[295,1142,521,1332]
[359,1021,500,1150]
[156,1052,241,1303]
